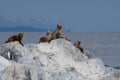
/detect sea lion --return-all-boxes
[39,30,52,43]
[74,40,84,53]
[5,32,24,46]
[52,23,62,40]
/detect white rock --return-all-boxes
[0,56,11,71]
[0,39,118,80]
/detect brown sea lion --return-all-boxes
[5,32,24,46]
[39,30,52,43]
[52,23,62,40]
[74,40,84,53]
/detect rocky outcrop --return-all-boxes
[0,39,119,80]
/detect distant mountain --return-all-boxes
[0,16,54,32]
[0,26,52,32]
[0,16,67,32]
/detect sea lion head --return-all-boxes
[46,30,51,35]
[76,41,81,45]
[46,30,52,41]
[74,40,81,46]
[57,23,62,30]
[18,32,24,40]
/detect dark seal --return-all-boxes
[39,30,52,43]
[74,40,84,53]
[52,23,62,40]
[5,32,24,46]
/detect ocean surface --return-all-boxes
[0,32,120,67]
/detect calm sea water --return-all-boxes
[0,32,120,67]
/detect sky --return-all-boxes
[0,0,120,32]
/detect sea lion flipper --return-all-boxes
[19,41,24,46]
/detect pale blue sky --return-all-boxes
[0,0,120,32]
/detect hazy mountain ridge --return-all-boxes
[0,16,54,32]
[0,26,52,32]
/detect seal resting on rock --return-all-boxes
[52,23,62,40]
[39,30,52,43]
[74,40,84,53]
[5,32,24,46]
